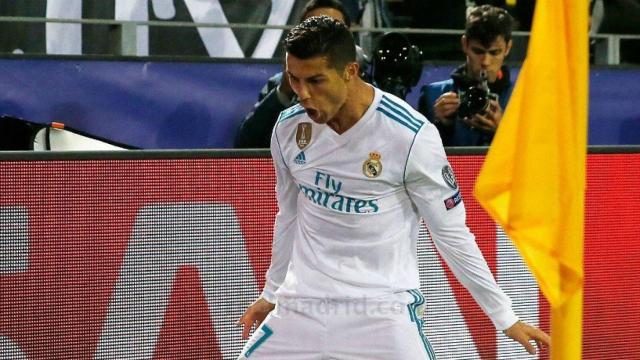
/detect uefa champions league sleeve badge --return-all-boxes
[363,152,383,178]
[441,165,458,189]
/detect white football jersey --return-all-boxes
[262,86,517,330]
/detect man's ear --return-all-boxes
[344,62,359,81]
[461,35,468,52]
[505,39,513,57]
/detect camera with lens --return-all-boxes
[456,71,498,119]
[371,32,423,100]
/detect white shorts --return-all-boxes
[237,290,436,360]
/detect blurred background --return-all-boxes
[0,0,638,149]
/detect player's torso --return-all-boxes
[274,91,425,236]
[273,90,427,297]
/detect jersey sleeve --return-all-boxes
[404,123,519,331]
[260,122,298,303]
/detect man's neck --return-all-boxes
[327,80,374,134]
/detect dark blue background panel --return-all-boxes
[0,58,280,149]
[0,57,638,148]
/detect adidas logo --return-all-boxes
[294,151,306,165]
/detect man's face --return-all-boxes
[462,35,512,83]
[286,53,350,124]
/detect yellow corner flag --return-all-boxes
[474,0,588,358]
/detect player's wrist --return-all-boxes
[260,287,277,304]
[490,307,519,331]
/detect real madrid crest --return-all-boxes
[363,152,383,178]
[296,122,312,150]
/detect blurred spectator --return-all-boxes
[599,0,640,34]
[466,1,532,31]
[597,0,640,64]
[402,0,467,61]
[418,5,514,146]
[235,0,365,148]
[466,1,507,15]
[370,32,423,100]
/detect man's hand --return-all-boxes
[462,99,503,132]
[503,321,551,355]
[433,92,460,126]
[236,297,276,339]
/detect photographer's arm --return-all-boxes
[418,85,457,146]
[433,91,460,127]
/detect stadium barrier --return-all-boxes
[1,16,638,65]
[1,57,639,149]
[0,147,638,359]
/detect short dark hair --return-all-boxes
[465,5,514,47]
[301,0,352,27]
[284,15,356,71]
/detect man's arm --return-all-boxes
[404,122,549,353]
[237,121,298,338]
[417,83,456,146]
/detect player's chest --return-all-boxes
[281,126,407,197]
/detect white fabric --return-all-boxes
[263,86,517,331]
[239,291,434,360]
[33,128,126,151]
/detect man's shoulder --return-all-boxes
[375,91,427,137]
[268,72,284,85]
[418,79,454,106]
[256,72,285,102]
[373,91,444,148]
[273,104,307,138]
[260,72,284,94]
[276,104,306,123]
[426,79,454,92]
[271,104,308,152]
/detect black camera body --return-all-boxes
[456,71,498,119]
[371,32,423,100]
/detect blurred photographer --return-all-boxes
[418,5,514,146]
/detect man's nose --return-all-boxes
[481,54,491,67]
[296,83,311,101]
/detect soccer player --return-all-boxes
[237,15,550,359]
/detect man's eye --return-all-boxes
[472,49,485,55]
